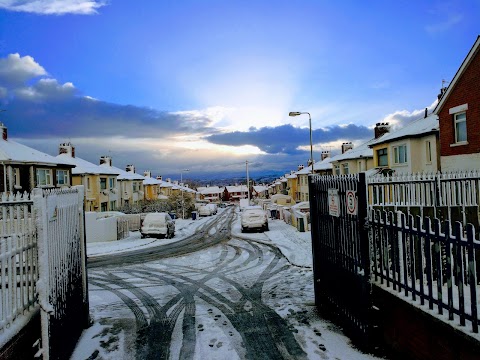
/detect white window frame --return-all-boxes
[334,165,340,175]
[109,177,116,189]
[100,177,107,190]
[342,163,349,175]
[56,169,69,186]
[36,169,52,187]
[454,111,467,144]
[426,141,432,164]
[393,144,408,165]
[377,148,388,167]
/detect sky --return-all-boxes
[0,0,479,180]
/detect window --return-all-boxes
[109,177,116,189]
[109,200,116,210]
[334,165,340,175]
[358,160,365,172]
[14,168,20,187]
[56,169,69,186]
[426,141,432,163]
[454,112,467,143]
[36,169,52,187]
[100,177,107,190]
[342,163,349,174]
[101,202,107,212]
[377,148,388,167]
[393,145,407,164]
[133,182,138,192]
[87,177,91,190]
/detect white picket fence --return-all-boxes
[368,170,480,225]
[0,192,38,347]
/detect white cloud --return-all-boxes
[15,78,76,100]
[0,0,106,15]
[0,53,46,87]
[379,99,438,130]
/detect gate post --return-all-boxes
[76,185,90,328]
[308,174,321,304]
[358,172,373,347]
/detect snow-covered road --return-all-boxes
[72,208,383,359]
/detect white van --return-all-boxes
[141,212,175,239]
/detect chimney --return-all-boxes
[156,175,163,181]
[100,156,112,166]
[126,164,135,173]
[341,142,353,154]
[374,122,390,139]
[321,150,331,160]
[59,142,75,157]
[144,170,151,178]
[424,107,428,118]
[297,164,304,171]
[0,123,7,140]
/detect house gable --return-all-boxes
[435,36,480,164]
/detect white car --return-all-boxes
[141,213,175,239]
[198,205,213,216]
[241,206,269,232]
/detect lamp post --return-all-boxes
[289,111,314,174]
[246,160,250,204]
[180,169,189,219]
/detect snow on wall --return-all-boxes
[85,212,118,243]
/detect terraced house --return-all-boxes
[0,123,74,193]
[56,143,120,211]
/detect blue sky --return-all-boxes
[0,0,478,179]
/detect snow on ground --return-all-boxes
[74,208,383,360]
[87,214,215,257]
[231,208,312,268]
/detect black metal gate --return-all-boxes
[309,172,372,347]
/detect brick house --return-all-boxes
[434,36,480,170]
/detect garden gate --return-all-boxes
[309,172,373,347]
[34,186,89,360]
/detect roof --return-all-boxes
[56,154,120,175]
[197,186,222,195]
[225,185,247,193]
[296,157,333,175]
[330,138,377,162]
[368,114,439,146]
[143,176,162,185]
[99,163,145,180]
[0,138,72,167]
[435,36,480,115]
[253,185,268,192]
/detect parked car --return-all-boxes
[141,212,175,239]
[198,205,213,216]
[207,203,218,214]
[241,206,269,232]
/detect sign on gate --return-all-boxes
[346,190,357,215]
[328,189,340,217]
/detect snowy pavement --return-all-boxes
[72,209,383,360]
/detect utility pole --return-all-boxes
[246,160,250,204]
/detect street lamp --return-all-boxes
[180,169,190,219]
[289,111,314,174]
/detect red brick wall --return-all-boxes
[439,47,480,156]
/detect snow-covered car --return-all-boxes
[241,206,269,232]
[198,205,213,216]
[206,203,218,214]
[141,212,175,239]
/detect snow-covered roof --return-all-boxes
[159,181,173,188]
[99,163,145,180]
[56,154,120,175]
[368,114,439,146]
[143,176,162,185]
[225,185,247,193]
[0,138,72,167]
[330,138,376,162]
[287,174,297,179]
[197,186,222,195]
[296,157,333,175]
[281,178,288,182]
[253,185,267,192]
